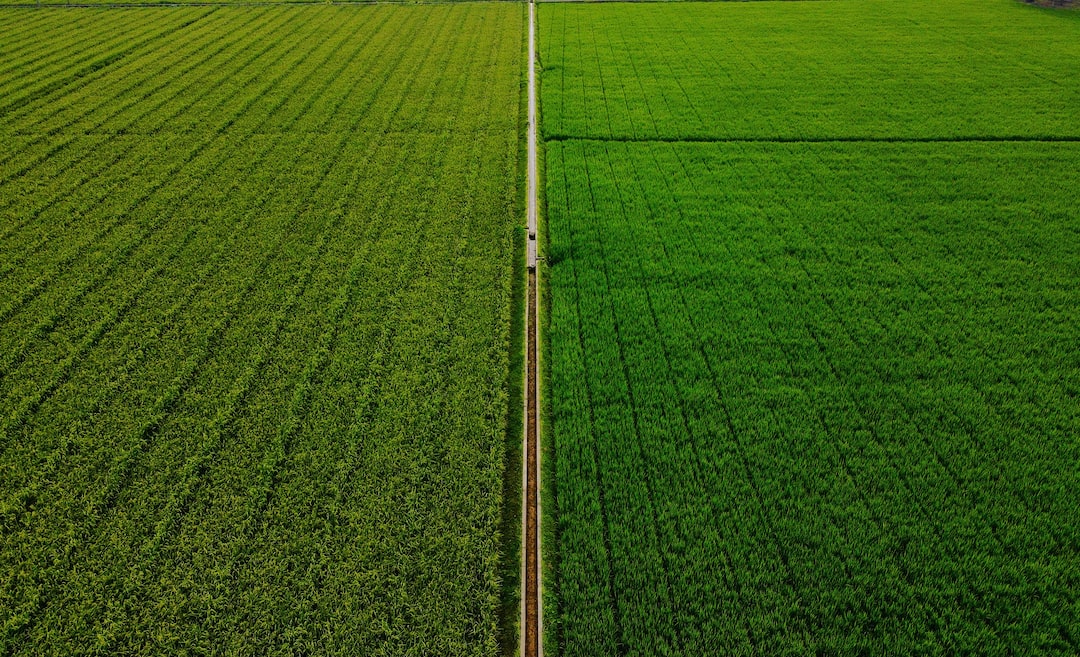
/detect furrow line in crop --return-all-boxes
[222,232,368,564]
[0,141,209,327]
[583,139,677,654]
[658,141,949,643]
[556,4,567,142]
[253,6,393,134]
[611,23,671,140]
[605,142,767,654]
[88,246,273,463]
[6,6,267,136]
[0,5,527,653]
[0,7,327,323]
[182,7,338,139]
[0,207,295,650]
[286,10,422,136]
[593,141,688,656]
[0,134,122,245]
[0,172,276,523]
[0,8,272,181]
[113,223,329,594]
[0,137,181,324]
[588,17,615,143]
[0,40,275,271]
[611,14,658,140]
[236,256,368,598]
[769,147,1080,633]
[691,144,1008,646]
[574,13,591,144]
[0,49,368,512]
[20,0,289,139]
[787,150,1043,505]
[268,112,491,657]
[0,12,349,438]
[306,0,507,570]
[105,2,404,567]
[652,32,705,138]
[597,15,635,140]
[219,5,461,553]
[0,7,144,69]
[635,142,829,639]
[0,8,146,80]
[300,0,496,494]
[0,262,270,652]
[644,140,884,648]
[0,9,159,99]
[807,147,1080,526]
[0,4,353,447]
[0,7,299,238]
[556,142,626,657]
[674,23,752,136]
[5,10,438,635]
[788,146,1077,555]
[211,23,518,639]
[0,219,204,441]
[0,10,62,52]
[0,10,211,118]
[768,265,1008,646]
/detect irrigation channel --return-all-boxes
[522,0,542,655]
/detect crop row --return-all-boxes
[0,5,523,655]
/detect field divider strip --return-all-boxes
[544,134,1080,144]
[523,2,543,657]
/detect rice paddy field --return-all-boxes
[3,0,1080,655]
[542,0,1080,654]
[0,5,524,655]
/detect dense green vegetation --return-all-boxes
[543,0,1080,654]
[541,0,1080,141]
[2,0,512,5]
[0,4,523,654]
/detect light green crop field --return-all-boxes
[0,5,523,655]
[543,0,1080,655]
[1,0,515,5]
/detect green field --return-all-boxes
[0,5,523,654]
[541,0,1080,141]
[1,0,511,5]
[543,0,1080,654]
[4,0,1080,654]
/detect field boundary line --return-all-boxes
[545,134,1080,144]
[522,1,543,657]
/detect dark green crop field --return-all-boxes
[0,4,523,655]
[543,0,1080,655]
[541,0,1080,141]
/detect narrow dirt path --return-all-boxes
[524,269,539,657]
[523,1,542,656]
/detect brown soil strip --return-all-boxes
[524,268,539,657]
[523,1,541,655]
